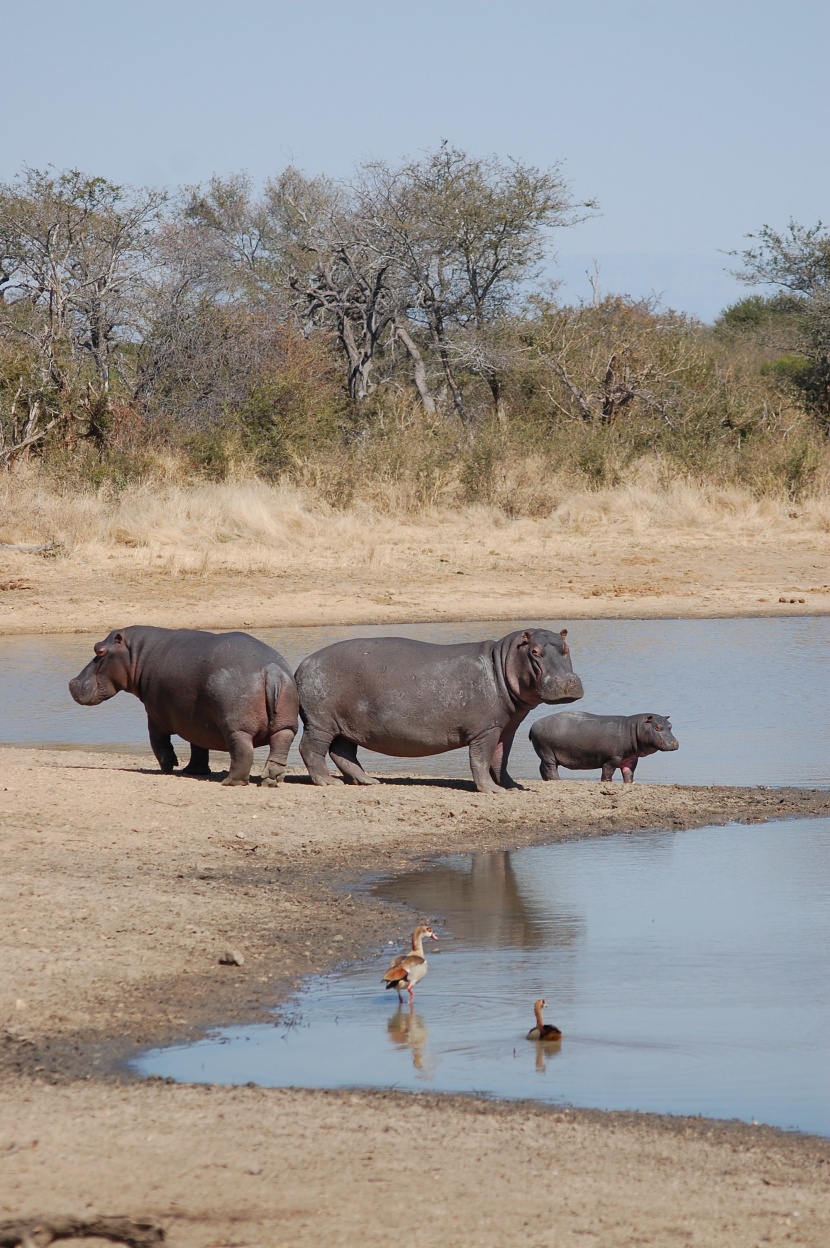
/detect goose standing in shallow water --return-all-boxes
[527,997,562,1041]
[382,924,438,1003]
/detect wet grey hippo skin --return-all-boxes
[69,627,299,786]
[529,711,679,783]
[295,628,584,794]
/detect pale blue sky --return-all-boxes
[3,0,828,320]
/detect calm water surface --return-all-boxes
[135,817,830,1136]
[1,616,828,786]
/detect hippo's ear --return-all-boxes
[560,629,568,639]
[518,631,533,647]
[644,714,654,722]
[113,632,124,644]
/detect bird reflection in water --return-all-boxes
[387,1006,432,1078]
[531,1036,563,1074]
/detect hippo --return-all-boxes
[529,711,679,783]
[295,628,584,794]
[69,627,299,786]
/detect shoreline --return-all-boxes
[3,746,830,1244]
[2,506,828,638]
[2,600,830,640]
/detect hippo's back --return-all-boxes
[531,710,630,747]
[296,634,498,754]
[296,635,491,696]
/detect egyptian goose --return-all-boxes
[526,997,562,1041]
[382,924,438,1003]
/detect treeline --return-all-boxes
[1,149,828,507]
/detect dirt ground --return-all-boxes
[2,744,830,1248]
[1,513,829,634]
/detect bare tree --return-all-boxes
[357,144,594,423]
[262,167,400,403]
[0,167,165,459]
[530,296,702,427]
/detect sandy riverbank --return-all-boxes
[1,482,829,634]
[2,746,830,1246]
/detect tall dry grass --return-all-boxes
[2,459,828,580]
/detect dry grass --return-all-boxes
[1,460,828,583]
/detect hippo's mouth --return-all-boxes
[539,675,585,705]
[68,679,111,706]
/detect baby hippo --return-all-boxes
[69,626,299,786]
[530,711,679,783]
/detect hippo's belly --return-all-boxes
[334,688,495,757]
[144,673,270,752]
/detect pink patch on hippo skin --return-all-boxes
[619,755,638,771]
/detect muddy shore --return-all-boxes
[2,744,830,1246]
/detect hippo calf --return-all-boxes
[529,711,678,783]
[295,628,584,794]
[69,626,299,786]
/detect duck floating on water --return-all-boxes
[382,924,438,1003]
[526,997,562,1041]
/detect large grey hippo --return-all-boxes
[295,628,584,793]
[69,627,299,786]
[529,711,678,783]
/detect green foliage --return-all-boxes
[715,293,802,332]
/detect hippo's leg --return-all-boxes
[469,728,506,794]
[329,735,380,785]
[539,754,560,781]
[620,755,638,784]
[221,731,255,786]
[600,761,616,782]
[181,744,211,776]
[489,726,522,790]
[299,726,339,786]
[261,726,295,787]
[147,716,178,774]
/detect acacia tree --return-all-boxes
[731,220,830,423]
[357,144,594,423]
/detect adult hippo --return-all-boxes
[295,628,584,794]
[529,711,678,783]
[69,627,299,786]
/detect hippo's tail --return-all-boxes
[265,663,300,736]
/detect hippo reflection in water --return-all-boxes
[530,711,679,783]
[295,628,584,794]
[69,626,299,786]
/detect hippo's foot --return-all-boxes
[221,775,250,787]
[158,756,178,774]
[329,736,378,785]
[260,761,286,787]
[181,744,210,776]
[492,774,524,791]
[474,779,507,795]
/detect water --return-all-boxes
[1,616,829,786]
[135,817,830,1136]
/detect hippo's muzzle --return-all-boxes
[68,676,110,706]
[538,673,585,704]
